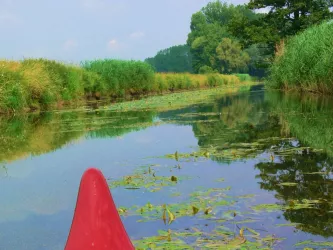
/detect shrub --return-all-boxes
[234,74,252,82]
[199,65,217,74]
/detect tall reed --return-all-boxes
[81,59,155,96]
[0,58,247,113]
[268,21,333,94]
[153,73,240,93]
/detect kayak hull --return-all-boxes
[65,168,134,250]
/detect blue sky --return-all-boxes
[0,0,247,62]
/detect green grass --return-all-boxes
[0,59,107,112]
[81,59,155,96]
[0,61,27,111]
[0,58,250,113]
[268,21,333,93]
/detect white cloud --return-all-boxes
[63,39,78,50]
[107,39,119,50]
[130,31,145,39]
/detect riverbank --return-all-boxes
[0,58,254,113]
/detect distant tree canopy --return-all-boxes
[146,1,332,77]
[186,0,332,77]
[187,1,268,76]
[144,45,193,73]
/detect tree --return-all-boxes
[216,38,250,73]
[187,11,229,73]
[244,44,271,77]
[144,45,193,73]
[248,0,333,37]
[187,1,265,75]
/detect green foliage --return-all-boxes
[245,45,269,77]
[81,59,155,95]
[187,1,265,76]
[81,70,108,97]
[0,62,27,112]
[207,74,225,87]
[165,74,192,90]
[228,12,280,52]
[248,0,333,37]
[234,74,252,82]
[198,65,217,74]
[21,59,85,101]
[268,22,333,93]
[145,45,193,73]
[0,59,100,112]
[216,38,250,73]
[0,55,254,113]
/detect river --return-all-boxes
[1,86,333,249]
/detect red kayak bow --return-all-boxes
[65,168,134,250]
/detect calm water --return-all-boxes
[1,87,333,249]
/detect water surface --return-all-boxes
[1,87,333,249]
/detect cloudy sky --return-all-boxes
[0,0,247,62]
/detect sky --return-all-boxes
[0,0,248,62]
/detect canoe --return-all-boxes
[65,168,134,250]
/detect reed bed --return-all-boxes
[0,58,247,113]
[153,73,240,93]
[268,21,333,94]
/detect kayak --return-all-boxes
[65,168,134,250]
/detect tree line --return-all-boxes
[145,0,332,77]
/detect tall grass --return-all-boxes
[0,58,247,113]
[0,61,26,111]
[152,73,240,93]
[0,59,106,112]
[81,59,155,96]
[268,21,333,93]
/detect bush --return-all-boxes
[199,65,218,74]
[234,74,252,82]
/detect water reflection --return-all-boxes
[0,110,156,164]
[1,89,333,248]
